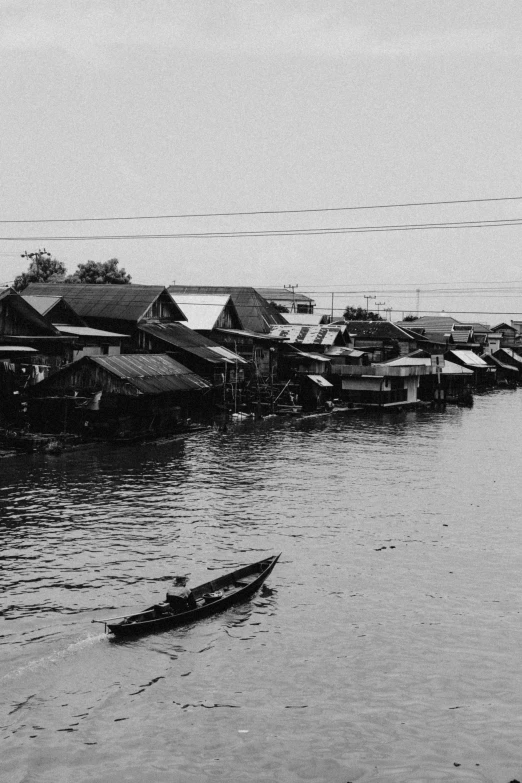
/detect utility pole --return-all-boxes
[384,307,393,321]
[363,295,376,316]
[284,284,298,313]
[375,301,386,315]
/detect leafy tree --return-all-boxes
[402,314,418,322]
[343,305,383,321]
[66,258,131,284]
[13,249,67,291]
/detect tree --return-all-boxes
[13,249,67,292]
[66,258,131,284]
[402,314,418,322]
[343,305,383,321]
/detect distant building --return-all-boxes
[255,287,315,314]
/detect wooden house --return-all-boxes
[491,323,519,346]
[445,349,495,386]
[334,359,426,407]
[345,321,417,361]
[22,294,127,361]
[492,347,522,378]
[28,353,210,438]
[23,283,186,352]
[137,321,247,385]
[0,288,76,424]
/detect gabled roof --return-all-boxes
[395,315,460,333]
[447,350,489,367]
[494,347,522,364]
[139,322,247,364]
[280,313,325,326]
[345,320,416,340]
[22,294,86,327]
[23,283,186,324]
[90,354,209,393]
[55,325,127,338]
[0,287,61,337]
[21,295,62,316]
[168,294,239,330]
[44,354,209,394]
[482,353,519,371]
[269,324,346,346]
[169,286,287,333]
[491,322,518,333]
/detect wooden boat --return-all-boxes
[102,554,281,638]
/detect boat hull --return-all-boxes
[107,554,280,638]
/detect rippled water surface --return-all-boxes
[1,392,522,783]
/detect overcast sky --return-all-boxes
[2,0,522,322]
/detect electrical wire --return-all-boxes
[1,194,522,224]
[2,216,522,241]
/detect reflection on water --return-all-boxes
[1,393,522,782]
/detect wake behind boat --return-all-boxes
[99,554,281,638]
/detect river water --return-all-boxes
[1,391,522,783]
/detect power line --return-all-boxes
[2,195,522,224]
[2,216,522,241]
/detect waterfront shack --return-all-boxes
[492,347,522,379]
[27,354,210,438]
[445,349,494,386]
[331,359,426,408]
[0,288,76,424]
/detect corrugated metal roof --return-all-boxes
[307,374,333,387]
[294,352,331,362]
[208,345,247,363]
[56,325,127,338]
[169,286,287,333]
[169,294,231,330]
[482,354,519,371]
[448,350,488,367]
[255,287,315,304]
[0,345,38,353]
[325,347,365,357]
[91,354,210,393]
[346,321,416,340]
[395,316,460,332]
[139,323,246,364]
[270,324,345,345]
[23,283,186,323]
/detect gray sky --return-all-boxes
[2,0,522,323]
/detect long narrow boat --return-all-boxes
[103,554,281,638]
